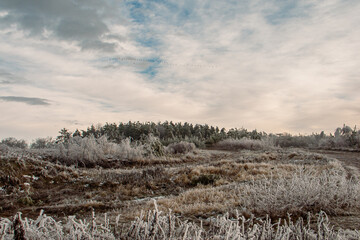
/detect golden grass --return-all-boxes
[2,144,353,227]
[156,187,237,216]
[174,162,299,185]
[153,166,359,219]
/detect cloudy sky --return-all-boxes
[0,0,359,140]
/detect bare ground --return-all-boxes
[311,149,360,170]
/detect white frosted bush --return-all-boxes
[114,138,145,160]
[56,136,105,166]
[30,137,55,149]
[50,136,148,166]
[240,169,360,216]
[216,138,274,150]
[1,135,160,167]
[0,137,27,149]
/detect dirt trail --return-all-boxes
[312,149,360,170]
[311,149,360,230]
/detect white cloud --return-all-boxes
[0,0,359,140]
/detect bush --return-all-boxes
[48,136,153,166]
[57,136,106,166]
[271,134,316,148]
[162,137,205,148]
[0,137,27,149]
[141,134,166,157]
[241,169,360,217]
[319,134,360,149]
[115,138,145,160]
[216,138,273,151]
[30,137,55,149]
[166,141,196,154]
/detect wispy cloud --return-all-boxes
[0,69,26,84]
[0,0,359,140]
[0,96,50,105]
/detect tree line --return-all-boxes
[1,122,359,149]
[59,121,266,147]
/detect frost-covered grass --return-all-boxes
[1,207,359,239]
[216,138,274,151]
[242,169,360,217]
[1,141,360,235]
[0,210,115,240]
[156,169,360,218]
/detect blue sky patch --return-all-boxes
[139,59,160,79]
[265,1,312,25]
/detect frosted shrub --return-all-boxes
[111,134,166,160]
[271,134,316,148]
[216,138,274,151]
[0,137,27,149]
[319,137,345,149]
[30,137,56,149]
[57,136,105,166]
[49,136,149,166]
[115,138,145,160]
[141,134,166,157]
[1,135,166,167]
[240,169,360,217]
[166,141,196,154]
[0,143,9,153]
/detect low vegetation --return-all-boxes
[1,122,360,238]
[215,138,274,151]
[155,167,359,218]
[1,207,359,239]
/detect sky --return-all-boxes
[0,0,359,141]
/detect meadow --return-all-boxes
[0,122,360,239]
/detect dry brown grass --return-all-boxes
[173,158,343,187]
[153,166,359,220]
[188,162,297,181]
[1,143,358,233]
[155,186,238,217]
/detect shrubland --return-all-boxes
[1,121,360,238]
[1,135,184,168]
[1,145,359,238]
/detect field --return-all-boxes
[1,136,360,239]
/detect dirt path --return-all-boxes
[311,149,360,170]
[310,149,360,230]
